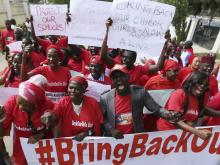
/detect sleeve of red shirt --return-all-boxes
[59,37,68,48]
[51,97,67,118]
[140,64,149,75]
[28,66,43,76]
[165,89,185,112]
[207,92,220,109]
[3,95,17,135]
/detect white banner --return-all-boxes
[21,127,220,165]
[108,0,176,59]
[30,4,68,36]
[68,0,111,47]
[6,41,22,52]
[0,87,18,106]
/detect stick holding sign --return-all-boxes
[30,4,67,36]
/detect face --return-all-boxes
[47,48,60,68]
[6,53,14,65]
[192,78,209,96]
[191,57,201,70]
[12,54,22,73]
[68,81,86,102]
[111,71,130,94]
[17,96,35,113]
[14,29,23,40]
[5,21,11,30]
[89,63,103,79]
[121,51,136,68]
[22,38,32,50]
[88,46,100,55]
[199,63,213,75]
[165,68,179,81]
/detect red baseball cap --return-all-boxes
[110,64,128,78]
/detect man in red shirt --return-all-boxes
[0,20,15,50]
[100,64,180,138]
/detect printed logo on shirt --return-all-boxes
[72,120,93,128]
[115,113,133,125]
[186,109,198,116]
[47,82,67,87]
[14,124,44,132]
[45,92,65,102]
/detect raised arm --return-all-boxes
[101,18,115,68]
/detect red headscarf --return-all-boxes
[46,45,64,61]
[70,76,88,89]
[188,54,196,65]
[163,59,179,72]
[201,55,215,65]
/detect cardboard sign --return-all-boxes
[30,4,67,36]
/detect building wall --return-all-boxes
[0,0,29,27]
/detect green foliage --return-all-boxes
[48,0,70,4]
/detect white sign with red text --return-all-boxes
[21,127,220,165]
[30,4,67,36]
[108,0,176,59]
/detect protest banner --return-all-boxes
[30,4,67,36]
[68,0,111,46]
[6,41,22,52]
[108,0,176,59]
[21,126,220,165]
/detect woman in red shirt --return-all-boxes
[21,45,71,102]
[157,71,220,139]
[0,75,54,165]
[41,76,103,141]
[0,51,23,88]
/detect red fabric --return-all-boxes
[188,55,196,65]
[46,45,64,61]
[145,74,180,90]
[0,67,21,88]
[177,67,193,84]
[113,55,122,65]
[201,55,215,65]
[3,95,54,165]
[0,29,15,47]
[85,74,112,85]
[209,75,218,97]
[52,96,103,137]
[70,76,88,88]
[157,89,209,131]
[163,59,179,72]
[110,64,129,77]
[29,66,71,102]
[115,93,133,134]
[207,92,220,126]
[38,37,68,50]
[29,51,46,68]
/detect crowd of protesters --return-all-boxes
[0,15,220,165]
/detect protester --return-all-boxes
[157,71,220,139]
[21,45,71,102]
[0,75,54,165]
[101,18,169,86]
[41,76,103,141]
[199,54,218,96]
[181,40,194,67]
[0,52,23,87]
[100,64,180,138]
[0,20,15,50]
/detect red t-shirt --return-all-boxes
[52,96,103,137]
[3,95,54,165]
[38,36,68,50]
[177,67,193,83]
[29,66,71,102]
[145,74,180,90]
[209,75,218,97]
[207,92,220,126]
[0,29,15,47]
[115,93,134,134]
[0,67,21,88]
[29,51,46,68]
[157,89,209,131]
[125,65,149,86]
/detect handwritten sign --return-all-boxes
[30,4,67,36]
[68,0,111,46]
[108,0,176,59]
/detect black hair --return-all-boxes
[61,48,71,66]
[68,44,82,57]
[10,18,16,25]
[121,49,137,60]
[182,71,209,117]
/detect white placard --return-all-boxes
[0,87,18,105]
[6,41,22,52]
[68,0,111,46]
[85,80,111,102]
[108,0,176,59]
[20,127,220,165]
[30,4,68,36]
